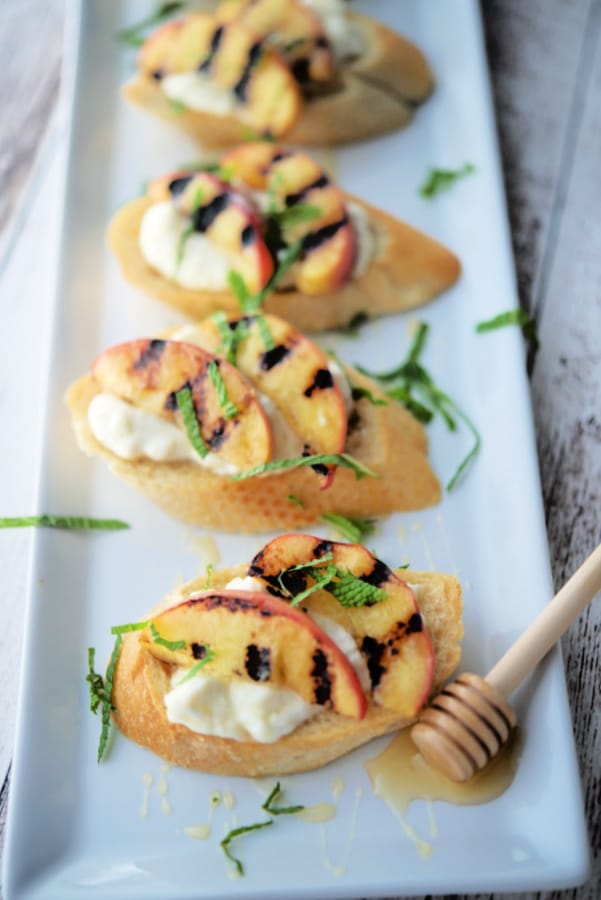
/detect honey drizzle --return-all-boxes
[365,729,521,855]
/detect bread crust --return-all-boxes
[112,565,463,776]
[65,365,441,532]
[107,193,460,332]
[122,12,433,147]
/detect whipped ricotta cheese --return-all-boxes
[301,0,364,61]
[165,671,316,743]
[347,201,376,278]
[139,201,231,291]
[87,393,239,476]
[328,360,353,414]
[161,71,237,117]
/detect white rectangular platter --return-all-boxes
[2,1,590,897]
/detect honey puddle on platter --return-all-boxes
[366,728,521,812]
[365,729,521,855]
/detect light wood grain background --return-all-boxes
[0,1,599,899]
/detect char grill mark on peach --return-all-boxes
[167,174,194,198]
[311,648,333,705]
[359,559,394,589]
[406,612,423,634]
[233,39,264,102]
[245,643,271,681]
[285,173,329,206]
[260,344,291,371]
[303,367,334,397]
[360,636,387,688]
[195,593,269,614]
[301,217,348,254]
[191,642,208,660]
[191,193,230,232]
[132,339,167,378]
[198,24,225,73]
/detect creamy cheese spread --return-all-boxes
[87,393,239,476]
[161,71,237,116]
[301,0,364,61]
[347,201,376,278]
[139,201,231,291]
[165,670,316,743]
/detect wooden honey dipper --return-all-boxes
[411,542,601,782]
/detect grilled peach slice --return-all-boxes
[215,0,335,85]
[139,13,301,138]
[170,314,347,486]
[92,339,273,470]
[248,535,435,717]
[142,589,367,719]
[137,17,189,77]
[147,170,275,293]
[224,144,357,293]
[222,142,285,189]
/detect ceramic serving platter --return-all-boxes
[2,1,590,897]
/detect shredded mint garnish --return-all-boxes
[167,98,187,116]
[338,311,369,336]
[476,308,539,350]
[319,513,376,543]
[419,162,475,198]
[175,647,216,685]
[262,782,304,816]
[227,240,302,315]
[221,820,273,876]
[327,349,386,408]
[230,453,377,482]
[117,1,186,46]
[351,385,388,407]
[87,637,123,763]
[213,312,249,365]
[208,361,239,419]
[86,647,105,715]
[0,515,129,530]
[255,314,275,351]
[276,553,385,608]
[175,387,209,459]
[357,322,481,491]
[178,162,234,183]
[287,495,305,508]
[111,620,149,635]
[150,623,186,651]
[328,571,386,607]
[270,203,321,228]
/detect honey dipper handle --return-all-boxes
[486,542,601,698]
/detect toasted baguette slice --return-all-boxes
[107,192,459,332]
[65,363,440,532]
[123,12,433,148]
[112,564,462,776]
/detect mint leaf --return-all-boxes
[419,162,475,198]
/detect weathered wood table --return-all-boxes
[0,1,599,898]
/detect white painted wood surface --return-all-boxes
[0,1,599,898]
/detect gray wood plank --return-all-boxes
[0,0,64,263]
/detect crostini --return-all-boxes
[123,0,434,146]
[111,534,463,775]
[108,143,460,332]
[65,314,441,532]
